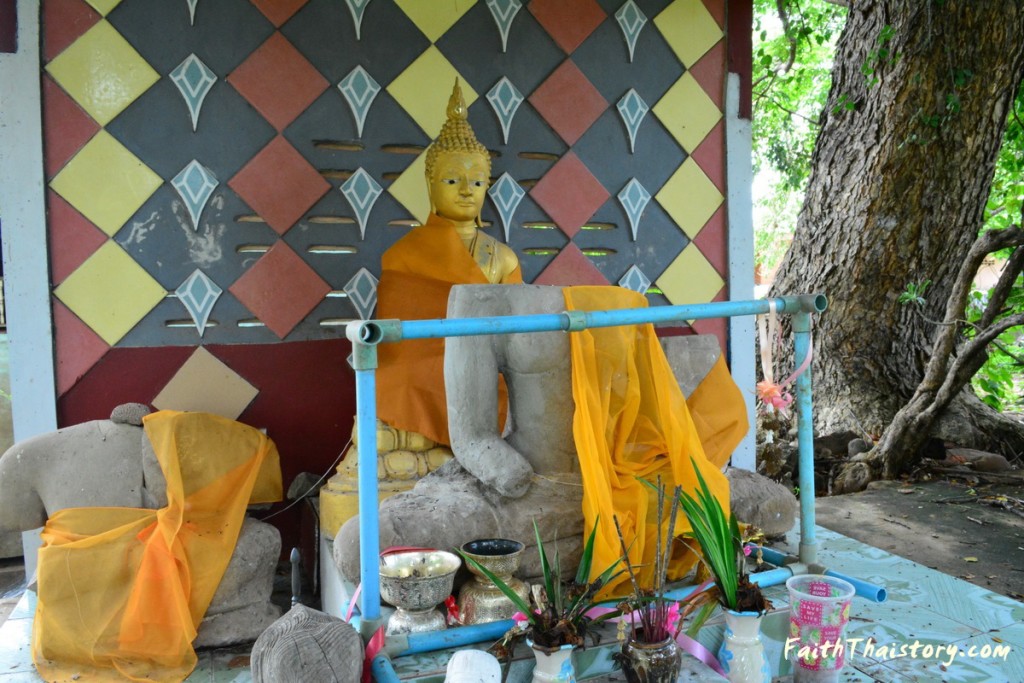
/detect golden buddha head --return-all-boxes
[425,80,491,225]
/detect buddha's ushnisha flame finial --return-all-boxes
[425,78,490,180]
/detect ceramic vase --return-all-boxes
[620,635,682,683]
[717,610,771,683]
[527,639,576,683]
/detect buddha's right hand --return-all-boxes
[460,442,533,499]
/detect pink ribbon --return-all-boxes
[756,303,814,417]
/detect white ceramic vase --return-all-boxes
[717,610,771,683]
[528,640,576,683]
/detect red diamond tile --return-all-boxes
[688,39,727,110]
[57,346,196,426]
[42,0,101,63]
[529,60,607,146]
[690,288,728,351]
[702,0,726,31]
[227,32,329,132]
[48,191,108,285]
[53,298,110,397]
[229,242,331,339]
[690,120,725,194]
[529,0,606,54]
[251,0,309,27]
[529,152,609,238]
[43,75,101,178]
[532,242,609,286]
[229,136,331,235]
[693,204,727,277]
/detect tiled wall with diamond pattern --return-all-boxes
[42,0,738,497]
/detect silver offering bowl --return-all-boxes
[379,549,461,635]
[458,538,530,625]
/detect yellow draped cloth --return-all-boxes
[32,411,283,682]
[564,287,747,597]
[376,213,522,446]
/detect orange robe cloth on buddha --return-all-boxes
[376,213,522,446]
[32,411,283,683]
[564,287,746,597]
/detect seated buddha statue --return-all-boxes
[320,81,522,539]
[335,284,746,596]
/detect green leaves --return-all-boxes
[673,459,745,611]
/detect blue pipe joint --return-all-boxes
[564,310,587,332]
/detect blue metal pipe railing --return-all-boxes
[345,293,832,649]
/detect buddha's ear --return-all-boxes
[475,214,483,228]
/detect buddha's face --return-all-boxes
[429,151,489,224]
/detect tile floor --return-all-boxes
[0,522,1021,682]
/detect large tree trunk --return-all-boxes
[769,1,1024,456]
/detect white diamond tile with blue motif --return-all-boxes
[485,0,522,53]
[488,172,525,243]
[339,66,381,139]
[340,168,383,240]
[345,0,373,40]
[344,267,379,320]
[617,89,649,154]
[487,77,524,145]
[618,177,651,241]
[615,1,647,63]
[618,264,651,294]
[172,160,219,231]
[170,54,217,132]
[175,269,222,337]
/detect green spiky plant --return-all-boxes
[673,458,771,615]
[458,518,623,654]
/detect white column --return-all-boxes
[725,73,756,471]
[0,0,57,577]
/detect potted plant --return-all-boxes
[458,519,622,683]
[674,458,773,683]
[611,480,692,683]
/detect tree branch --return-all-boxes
[980,243,1024,328]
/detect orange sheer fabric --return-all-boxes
[376,213,521,446]
[33,411,282,682]
[564,287,745,597]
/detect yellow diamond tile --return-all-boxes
[654,0,724,68]
[655,244,724,307]
[387,46,478,138]
[45,20,159,126]
[387,150,430,224]
[50,131,163,236]
[653,71,722,153]
[54,241,167,346]
[655,157,723,239]
[395,0,477,42]
[152,347,259,420]
[83,0,123,15]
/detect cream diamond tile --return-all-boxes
[655,244,723,307]
[653,72,722,153]
[654,0,723,68]
[84,0,123,14]
[152,347,258,420]
[45,20,159,126]
[655,157,723,239]
[50,131,163,237]
[395,0,477,42]
[54,241,167,346]
[387,149,429,224]
[387,46,478,137]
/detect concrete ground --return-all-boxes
[817,477,1024,600]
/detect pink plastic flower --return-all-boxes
[666,601,681,634]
